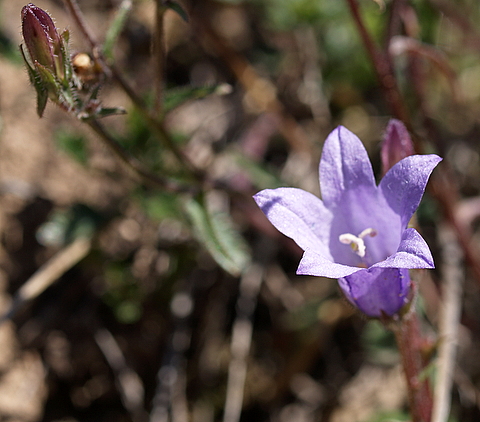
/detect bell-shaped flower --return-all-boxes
[254,126,441,317]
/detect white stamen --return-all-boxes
[358,227,377,239]
[339,228,377,258]
[339,233,366,258]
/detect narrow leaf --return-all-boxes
[94,106,127,119]
[103,0,132,60]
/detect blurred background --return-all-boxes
[0,0,480,421]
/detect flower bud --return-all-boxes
[20,3,77,116]
[21,3,64,77]
[381,119,415,175]
[21,3,122,119]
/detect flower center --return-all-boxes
[339,228,377,258]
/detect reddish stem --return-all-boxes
[345,0,410,125]
[393,312,433,422]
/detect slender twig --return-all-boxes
[95,328,146,421]
[426,0,480,52]
[432,225,463,422]
[150,289,193,422]
[153,1,167,116]
[63,0,97,50]
[223,265,263,422]
[0,237,92,324]
[345,0,410,125]
[86,119,198,194]
[63,0,199,177]
[384,0,405,51]
[191,6,313,154]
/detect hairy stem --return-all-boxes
[63,0,199,178]
[345,0,410,125]
[393,312,433,422]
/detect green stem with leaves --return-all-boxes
[63,0,199,179]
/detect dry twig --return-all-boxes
[432,225,464,422]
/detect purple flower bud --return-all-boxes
[381,119,415,175]
[21,3,64,78]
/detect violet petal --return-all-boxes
[320,126,376,210]
[379,154,442,229]
[338,267,410,317]
[371,228,435,270]
[253,188,332,256]
[297,248,360,278]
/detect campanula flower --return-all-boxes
[254,126,441,317]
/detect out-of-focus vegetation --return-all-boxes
[0,0,480,421]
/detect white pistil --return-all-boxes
[339,228,377,258]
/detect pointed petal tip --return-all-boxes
[372,228,435,270]
[297,249,360,278]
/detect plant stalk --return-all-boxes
[393,311,433,422]
[153,1,167,116]
[345,0,410,125]
[63,0,199,178]
[87,119,197,194]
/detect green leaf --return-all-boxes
[103,0,132,61]
[91,106,127,120]
[184,197,250,276]
[163,0,189,22]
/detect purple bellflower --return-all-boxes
[254,126,441,318]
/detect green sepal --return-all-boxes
[34,62,62,98]
[59,29,73,83]
[21,44,48,116]
[35,62,80,114]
